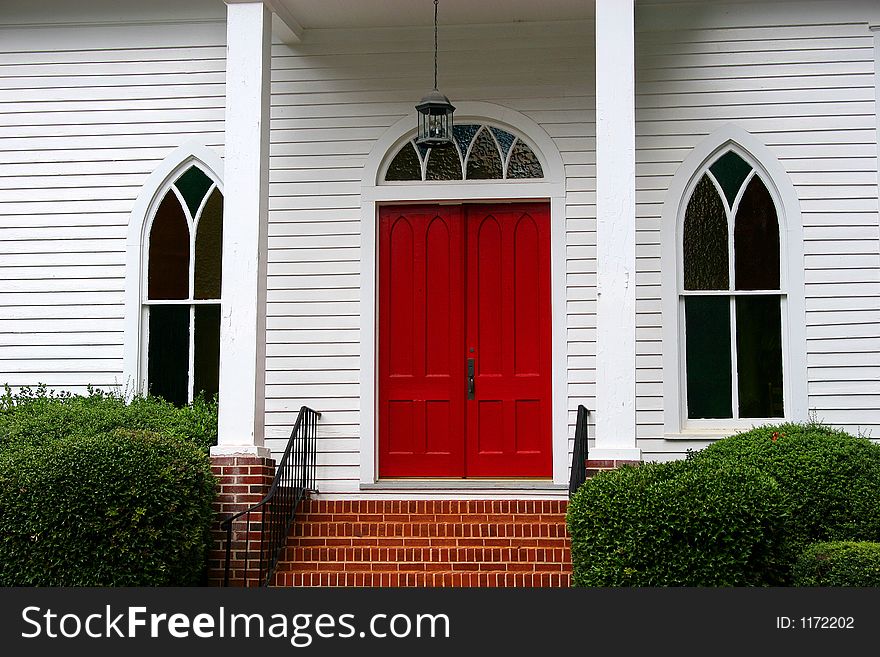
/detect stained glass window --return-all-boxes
[466,128,504,180]
[426,144,463,181]
[144,164,223,405]
[386,142,422,181]
[383,124,543,182]
[681,150,784,421]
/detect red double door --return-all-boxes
[379,203,552,478]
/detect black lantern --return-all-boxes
[415,0,455,148]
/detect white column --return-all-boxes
[872,22,880,253]
[212,1,272,457]
[593,0,640,461]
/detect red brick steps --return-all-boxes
[273,499,572,587]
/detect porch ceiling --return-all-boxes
[273,0,595,29]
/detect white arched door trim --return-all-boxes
[359,102,569,487]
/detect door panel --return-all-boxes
[378,206,465,477]
[465,204,552,477]
[378,203,551,478]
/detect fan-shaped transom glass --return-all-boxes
[383,124,544,182]
[681,150,784,421]
[144,164,223,407]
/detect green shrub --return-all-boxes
[793,542,880,587]
[0,429,216,586]
[567,458,788,586]
[689,422,880,576]
[0,385,218,452]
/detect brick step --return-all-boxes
[298,500,568,515]
[282,546,570,565]
[274,499,571,588]
[273,571,572,588]
[290,536,571,549]
[291,521,569,539]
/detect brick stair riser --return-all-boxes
[291,521,568,538]
[298,500,567,515]
[272,499,571,587]
[282,546,569,564]
[273,572,572,588]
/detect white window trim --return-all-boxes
[123,141,224,398]
[360,101,569,486]
[660,124,808,438]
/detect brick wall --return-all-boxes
[208,455,275,586]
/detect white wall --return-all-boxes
[634,3,880,459]
[264,21,594,491]
[1,0,878,491]
[0,1,226,394]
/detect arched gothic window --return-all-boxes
[384,124,543,182]
[143,164,223,406]
[681,150,784,420]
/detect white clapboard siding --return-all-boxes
[266,20,594,490]
[635,8,880,455]
[0,13,227,394]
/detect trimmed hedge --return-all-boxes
[567,458,788,586]
[0,429,215,586]
[793,542,880,587]
[568,422,880,587]
[0,385,218,452]
[689,422,880,575]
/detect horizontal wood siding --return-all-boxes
[266,22,593,492]
[0,14,226,394]
[635,8,880,459]
[3,2,877,490]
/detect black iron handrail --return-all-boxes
[569,405,589,496]
[220,406,321,587]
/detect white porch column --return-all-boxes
[593,0,640,461]
[872,19,880,244]
[212,1,272,457]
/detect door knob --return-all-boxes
[467,358,475,400]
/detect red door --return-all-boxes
[378,203,551,478]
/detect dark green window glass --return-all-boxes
[194,188,223,300]
[148,193,190,300]
[709,150,752,209]
[174,166,213,217]
[685,296,733,419]
[736,295,784,418]
[194,304,221,401]
[507,139,543,179]
[734,176,780,291]
[386,142,421,181]
[453,124,480,157]
[148,305,190,407]
[490,127,516,160]
[683,175,729,291]
[466,128,503,180]
[425,145,463,181]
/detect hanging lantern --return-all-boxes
[415,0,455,148]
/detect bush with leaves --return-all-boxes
[0,429,215,586]
[688,422,880,578]
[793,541,880,587]
[567,458,788,586]
[568,422,880,586]
[0,385,218,452]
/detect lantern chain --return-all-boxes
[433,0,439,90]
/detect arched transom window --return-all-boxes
[144,164,223,406]
[681,150,784,421]
[384,124,543,182]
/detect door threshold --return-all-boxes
[361,479,566,492]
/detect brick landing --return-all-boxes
[273,499,571,587]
